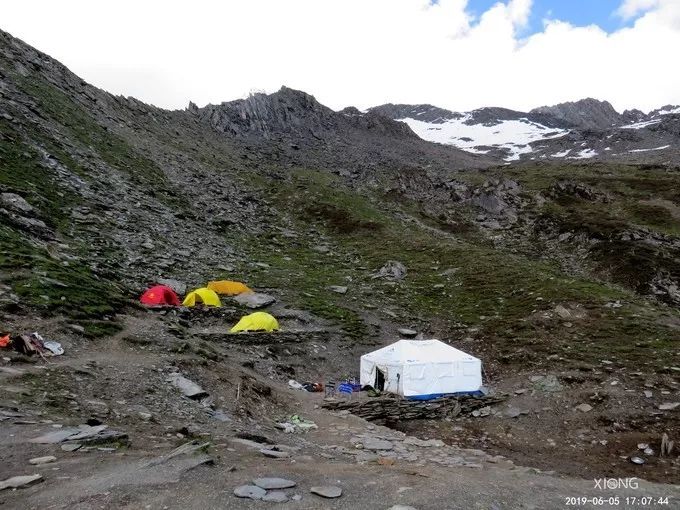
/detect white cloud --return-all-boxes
[616,0,659,19]
[0,0,678,113]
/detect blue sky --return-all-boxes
[467,0,635,33]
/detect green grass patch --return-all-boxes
[17,77,166,187]
[237,165,680,371]
[0,122,79,231]
[0,226,126,319]
[78,320,124,338]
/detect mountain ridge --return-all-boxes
[370,98,680,163]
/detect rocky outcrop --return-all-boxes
[197,87,416,141]
[529,98,622,130]
[192,86,495,171]
[368,103,463,123]
[551,181,610,203]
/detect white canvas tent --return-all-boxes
[360,339,482,400]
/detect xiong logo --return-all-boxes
[593,478,639,490]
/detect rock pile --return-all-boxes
[322,394,507,422]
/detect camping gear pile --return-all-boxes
[0,332,64,357]
[288,380,323,392]
[275,414,318,433]
[138,280,279,333]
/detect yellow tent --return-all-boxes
[207,280,252,296]
[182,287,222,307]
[230,312,279,333]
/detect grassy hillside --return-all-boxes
[1,28,679,378]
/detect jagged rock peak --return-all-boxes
[197,86,418,140]
[369,103,462,123]
[530,98,622,130]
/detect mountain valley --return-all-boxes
[1,28,679,509]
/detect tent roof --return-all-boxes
[361,339,479,365]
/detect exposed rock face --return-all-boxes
[465,106,569,129]
[551,181,610,203]
[529,98,622,130]
[198,87,417,141]
[192,87,494,172]
[369,103,464,123]
[1,192,33,213]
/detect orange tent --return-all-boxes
[207,280,252,296]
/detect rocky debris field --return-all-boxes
[2,311,679,509]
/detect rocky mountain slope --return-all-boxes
[1,28,680,507]
[372,99,680,163]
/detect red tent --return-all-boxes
[139,285,181,307]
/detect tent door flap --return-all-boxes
[375,367,386,391]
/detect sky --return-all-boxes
[0,0,678,113]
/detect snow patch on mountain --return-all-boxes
[629,145,670,153]
[551,149,571,158]
[620,119,662,130]
[398,116,568,161]
[658,106,680,115]
[569,148,598,159]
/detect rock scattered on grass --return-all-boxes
[373,260,407,280]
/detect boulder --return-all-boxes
[533,375,562,392]
[398,328,417,337]
[0,474,43,490]
[374,261,407,280]
[167,373,208,400]
[1,193,33,213]
[234,292,276,308]
[157,278,186,295]
[310,486,342,498]
[28,456,56,465]
[253,477,296,490]
[263,491,289,502]
[233,485,266,499]
[260,448,290,458]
